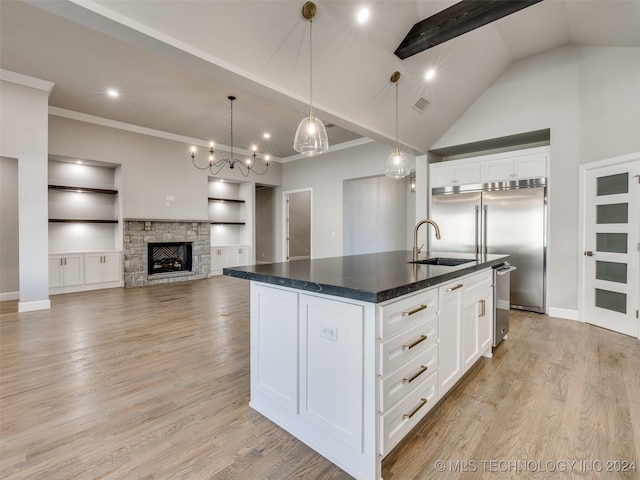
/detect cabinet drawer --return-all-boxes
[379,315,438,376]
[464,270,493,299]
[379,342,438,412]
[379,288,437,339]
[379,370,438,456]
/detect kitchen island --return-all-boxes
[224,250,508,480]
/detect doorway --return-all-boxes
[284,189,311,261]
[580,154,640,338]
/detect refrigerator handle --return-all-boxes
[483,205,488,255]
[475,205,480,255]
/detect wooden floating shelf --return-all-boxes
[48,185,118,195]
[210,222,245,225]
[208,197,244,203]
[49,219,119,224]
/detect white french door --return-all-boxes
[582,157,640,338]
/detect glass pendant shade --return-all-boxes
[293,115,329,157]
[385,148,410,179]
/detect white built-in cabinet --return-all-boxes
[208,178,253,275]
[47,160,123,294]
[249,267,495,480]
[430,146,548,188]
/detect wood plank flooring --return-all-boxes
[1,277,639,479]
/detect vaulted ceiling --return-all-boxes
[2,0,639,161]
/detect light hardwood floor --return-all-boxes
[1,276,639,479]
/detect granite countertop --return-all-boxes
[223,250,509,303]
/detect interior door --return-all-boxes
[583,159,640,338]
[285,190,311,261]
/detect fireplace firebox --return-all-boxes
[148,242,193,275]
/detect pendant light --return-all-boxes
[385,71,410,179]
[293,1,329,157]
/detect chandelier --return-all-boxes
[190,96,270,177]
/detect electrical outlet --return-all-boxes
[320,323,337,341]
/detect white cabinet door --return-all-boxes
[251,284,299,413]
[431,163,481,188]
[456,163,482,185]
[229,246,249,267]
[438,280,464,394]
[478,286,494,356]
[62,254,84,286]
[48,255,65,288]
[300,293,365,452]
[84,253,103,284]
[481,159,514,182]
[431,165,457,188]
[101,252,122,282]
[211,247,230,274]
[462,297,481,371]
[514,152,547,178]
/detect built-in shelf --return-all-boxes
[48,185,118,195]
[208,197,244,203]
[49,219,119,224]
[210,222,245,225]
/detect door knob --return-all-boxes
[584,251,595,256]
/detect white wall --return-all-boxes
[282,141,416,260]
[343,175,410,255]
[48,115,282,221]
[0,73,52,311]
[432,45,640,316]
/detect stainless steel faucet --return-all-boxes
[413,219,441,261]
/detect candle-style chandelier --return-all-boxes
[190,95,270,177]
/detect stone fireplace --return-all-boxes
[123,219,210,288]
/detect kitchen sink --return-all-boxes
[408,257,474,266]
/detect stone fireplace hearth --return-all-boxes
[123,219,210,288]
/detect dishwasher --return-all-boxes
[493,262,516,347]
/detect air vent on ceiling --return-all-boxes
[325,123,335,128]
[412,97,431,114]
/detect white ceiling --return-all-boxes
[2,0,639,161]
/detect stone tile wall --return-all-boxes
[123,219,210,288]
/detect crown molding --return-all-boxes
[0,69,55,95]
[48,106,282,162]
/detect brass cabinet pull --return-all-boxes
[479,299,486,317]
[402,304,427,317]
[402,335,427,351]
[403,365,429,384]
[446,283,463,292]
[403,398,428,419]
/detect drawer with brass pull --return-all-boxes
[379,368,438,455]
[379,315,438,375]
[379,341,438,411]
[378,288,438,339]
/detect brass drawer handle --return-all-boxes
[402,304,427,317]
[446,283,463,292]
[403,398,428,419]
[402,335,427,351]
[403,365,429,384]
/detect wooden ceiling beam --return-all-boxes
[394,0,544,60]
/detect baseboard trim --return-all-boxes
[548,307,579,321]
[18,299,51,312]
[0,291,19,301]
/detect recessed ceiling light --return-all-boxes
[425,69,436,81]
[263,133,271,139]
[107,89,119,97]
[357,7,370,24]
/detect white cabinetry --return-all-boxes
[48,254,84,288]
[85,252,121,284]
[430,163,481,188]
[438,280,464,393]
[481,150,547,182]
[248,266,496,480]
[211,245,250,275]
[49,251,122,294]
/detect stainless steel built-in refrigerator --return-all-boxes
[430,178,546,313]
